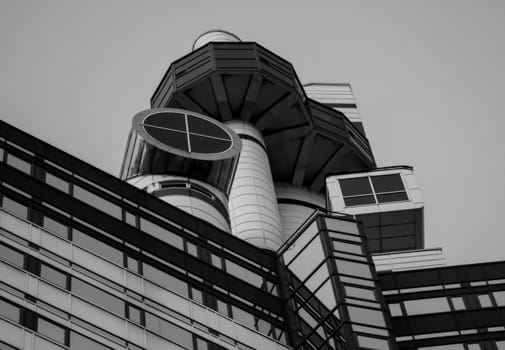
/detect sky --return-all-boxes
[1,0,505,266]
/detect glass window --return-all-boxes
[42,216,69,239]
[357,335,390,350]
[314,278,337,310]
[71,277,124,315]
[493,291,505,306]
[340,275,375,288]
[324,219,360,235]
[388,303,402,316]
[126,256,140,274]
[45,172,69,193]
[328,230,361,242]
[348,306,386,327]
[37,317,67,344]
[70,331,111,350]
[0,298,21,322]
[0,243,24,267]
[478,294,493,308]
[40,264,68,289]
[345,286,376,301]
[140,218,183,250]
[283,222,318,265]
[371,174,404,193]
[288,235,325,282]
[231,305,255,329]
[72,229,123,265]
[334,259,372,279]
[1,196,28,219]
[74,186,121,219]
[404,297,450,315]
[6,154,31,174]
[143,263,188,297]
[340,177,372,197]
[450,297,466,310]
[127,304,144,325]
[196,337,210,350]
[333,241,363,255]
[145,313,193,348]
[226,260,262,287]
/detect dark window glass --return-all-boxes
[70,331,112,350]
[42,216,69,239]
[140,219,183,250]
[6,154,31,174]
[1,197,28,219]
[144,112,186,132]
[72,229,123,265]
[127,304,144,325]
[381,236,416,251]
[40,264,68,289]
[339,178,372,196]
[143,264,188,297]
[0,298,21,322]
[189,134,231,153]
[371,174,405,193]
[144,126,188,151]
[45,173,69,193]
[71,277,124,315]
[187,115,229,139]
[376,192,408,203]
[73,186,121,219]
[37,317,67,344]
[145,313,193,348]
[343,195,375,206]
[231,305,255,329]
[0,243,24,267]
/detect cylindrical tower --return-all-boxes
[120,108,242,232]
[275,183,326,238]
[226,121,283,251]
[192,30,241,51]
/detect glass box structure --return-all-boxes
[1,30,504,350]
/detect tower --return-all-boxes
[1,30,504,350]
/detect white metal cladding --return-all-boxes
[226,121,284,251]
[303,83,362,124]
[275,184,326,240]
[193,30,241,51]
[126,175,231,232]
[0,209,291,350]
[372,248,445,272]
[325,168,424,215]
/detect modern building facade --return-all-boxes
[1,30,504,350]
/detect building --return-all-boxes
[1,30,504,350]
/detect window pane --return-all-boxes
[357,335,390,350]
[40,264,68,289]
[145,313,193,348]
[451,297,465,310]
[343,195,376,206]
[348,306,386,327]
[493,291,505,306]
[371,174,404,193]
[339,178,372,196]
[1,197,28,219]
[143,264,188,297]
[74,186,121,219]
[127,304,143,324]
[71,277,124,315]
[37,317,66,344]
[231,305,255,328]
[478,294,493,307]
[376,192,408,203]
[70,331,111,350]
[333,241,363,255]
[345,286,376,300]
[140,219,183,250]
[324,218,360,235]
[0,243,24,267]
[72,229,123,265]
[0,298,21,322]
[388,303,402,316]
[404,297,450,315]
[45,173,69,193]
[334,259,372,279]
[42,216,68,239]
[6,154,31,174]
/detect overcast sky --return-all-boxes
[1,0,504,266]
